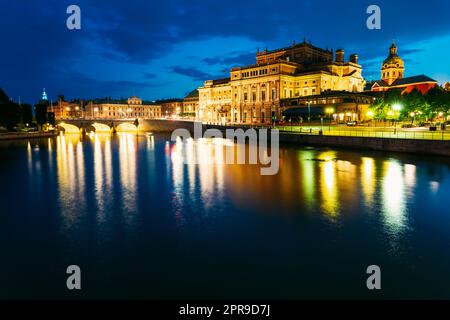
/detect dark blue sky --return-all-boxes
[1,0,450,104]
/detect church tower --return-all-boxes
[381,43,404,85]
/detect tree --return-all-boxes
[21,104,33,125]
[48,112,56,127]
[0,102,22,130]
[34,103,48,130]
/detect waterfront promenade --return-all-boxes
[277,125,450,141]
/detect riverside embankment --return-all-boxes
[0,131,58,141]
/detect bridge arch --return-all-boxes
[89,122,112,133]
[116,122,138,133]
[58,123,81,134]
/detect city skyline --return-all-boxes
[1,1,450,104]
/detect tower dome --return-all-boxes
[381,43,405,85]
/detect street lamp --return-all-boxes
[391,104,402,133]
[410,112,416,124]
[307,101,311,132]
[325,107,335,131]
[392,104,402,112]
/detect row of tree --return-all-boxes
[0,89,53,131]
[370,87,450,122]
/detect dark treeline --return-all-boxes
[0,88,55,132]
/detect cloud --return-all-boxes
[1,0,450,103]
[142,72,156,79]
[171,66,226,81]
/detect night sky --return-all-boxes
[1,0,450,104]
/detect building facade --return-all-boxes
[198,40,366,124]
[183,89,199,119]
[160,100,184,118]
[84,96,161,119]
[281,91,375,123]
[50,96,83,119]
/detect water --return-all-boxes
[1,133,450,299]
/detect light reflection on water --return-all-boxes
[9,133,450,298]
[25,134,436,238]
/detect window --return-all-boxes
[261,91,266,101]
[244,93,248,101]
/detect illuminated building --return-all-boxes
[85,96,162,119]
[48,95,82,119]
[183,89,199,120]
[198,40,366,124]
[160,100,184,118]
[367,43,438,94]
[282,91,375,123]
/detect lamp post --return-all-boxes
[308,101,311,132]
[325,107,335,131]
[392,104,402,133]
[410,112,416,124]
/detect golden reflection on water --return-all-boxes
[382,160,406,232]
[300,150,315,209]
[47,134,421,237]
[56,134,86,231]
[118,133,138,228]
[318,151,339,218]
[361,157,376,206]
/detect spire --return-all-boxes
[42,88,48,101]
[390,42,398,56]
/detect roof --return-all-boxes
[391,75,437,86]
[365,80,387,91]
[367,75,437,90]
[212,78,230,85]
[258,41,332,56]
[184,89,199,99]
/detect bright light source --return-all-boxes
[393,104,402,111]
[367,110,374,117]
[94,107,99,112]
[410,112,416,117]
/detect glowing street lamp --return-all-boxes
[325,107,335,127]
[392,104,402,112]
[410,112,416,124]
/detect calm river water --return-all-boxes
[1,133,450,299]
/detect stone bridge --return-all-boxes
[57,119,138,133]
[57,119,200,134]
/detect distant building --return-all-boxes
[183,89,199,119]
[85,96,161,119]
[444,82,450,91]
[282,91,375,123]
[198,39,366,124]
[49,95,83,119]
[366,43,438,94]
[160,99,184,118]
